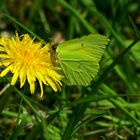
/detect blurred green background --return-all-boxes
[0,0,140,139]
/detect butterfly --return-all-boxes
[51,34,110,86]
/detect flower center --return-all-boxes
[14,47,40,68]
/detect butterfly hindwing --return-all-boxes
[56,34,110,86]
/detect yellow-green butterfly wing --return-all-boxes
[56,34,110,86]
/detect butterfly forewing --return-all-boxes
[56,34,110,86]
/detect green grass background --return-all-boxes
[0,0,140,139]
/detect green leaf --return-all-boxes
[57,34,110,86]
[125,40,140,64]
[42,119,61,140]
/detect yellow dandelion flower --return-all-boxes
[0,33,63,97]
